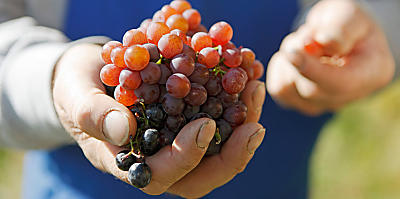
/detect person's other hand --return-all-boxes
[52,43,266,198]
[267,0,395,115]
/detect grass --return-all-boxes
[1,80,400,199]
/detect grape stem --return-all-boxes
[215,128,222,144]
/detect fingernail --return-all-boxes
[252,82,266,112]
[196,120,216,149]
[103,111,130,146]
[247,128,266,154]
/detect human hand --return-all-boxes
[267,0,395,115]
[52,43,266,198]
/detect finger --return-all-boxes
[53,44,136,146]
[167,123,265,199]
[306,0,371,55]
[240,80,266,123]
[141,118,216,195]
[267,52,325,116]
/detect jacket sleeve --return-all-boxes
[0,14,110,149]
[297,0,400,77]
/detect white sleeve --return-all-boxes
[0,17,109,149]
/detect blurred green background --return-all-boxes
[1,80,400,199]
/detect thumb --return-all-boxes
[306,0,371,56]
[53,43,136,146]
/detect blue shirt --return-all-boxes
[23,1,332,198]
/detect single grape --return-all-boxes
[242,64,254,80]
[182,44,196,61]
[140,62,161,84]
[170,29,187,44]
[159,128,176,147]
[217,119,233,143]
[139,19,152,32]
[201,97,223,119]
[252,59,264,80]
[182,9,201,30]
[146,22,170,45]
[222,48,242,68]
[123,29,148,46]
[140,129,161,156]
[100,64,123,86]
[184,83,207,106]
[145,104,166,123]
[240,48,256,68]
[190,112,212,122]
[166,14,189,33]
[153,10,167,22]
[222,67,248,94]
[170,0,192,14]
[162,94,185,115]
[166,73,191,98]
[102,41,122,64]
[161,5,179,20]
[183,105,200,120]
[189,63,209,85]
[111,46,128,68]
[116,150,137,171]
[158,64,172,84]
[223,101,248,126]
[217,90,239,108]
[205,74,222,96]
[219,41,236,53]
[134,83,160,104]
[198,47,220,68]
[119,68,142,90]
[114,85,137,106]
[166,114,186,133]
[142,43,160,62]
[205,137,221,156]
[158,33,184,59]
[170,53,195,76]
[124,45,150,71]
[209,21,233,46]
[158,85,168,103]
[187,24,207,37]
[191,32,212,52]
[128,163,151,188]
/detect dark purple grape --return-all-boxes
[201,97,223,119]
[140,62,161,84]
[189,63,209,85]
[190,112,212,122]
[171,53,195,76]
[182,44,196,61]
[183,105,200,120]
[128,163,151,188]
[217,119,233,143]
[145,104,166,123]
[162,94,185,115]
[205,74,222,96]
[166,114,186,133]
[158,85,167,103]
[222,67,248,94]
[184,83,207,106]
[158,64,172,84]
[205,137,221,156]
[116,150,137,171]
[134,83,160,104]
[223,101,248,126]
[217,91,239,108]
[143,43,160,62]
[159,128,176,147]
[140,129,161,156]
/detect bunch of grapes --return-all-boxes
[100,0,264,189]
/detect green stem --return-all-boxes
[215,128,222,144]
